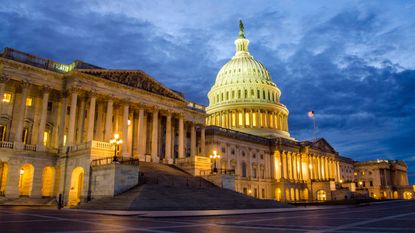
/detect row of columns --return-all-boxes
[64,89,206,161]
[276,151,341,182]
[208,109,288,131]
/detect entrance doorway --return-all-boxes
[19,164,34,196]
[68,167,84,207]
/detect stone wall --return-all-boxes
[90,163,139,199]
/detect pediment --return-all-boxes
[311,138,337,154]
[78,69,185,102]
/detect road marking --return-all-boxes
[308,211,415,233]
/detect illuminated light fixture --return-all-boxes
[309,164,312,169]
[20,168,24,175]
[277,189,281,193]
[248,189,252,194]
[339,179,343,183]
[210,150,220,173]
[128,120,131,126]
[110,133,123,162]
[359,181,363,185]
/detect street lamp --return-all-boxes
[110,133,123,162]
[210,150,220,173]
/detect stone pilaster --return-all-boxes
[137,108,145,161]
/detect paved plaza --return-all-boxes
[0,200,414,233]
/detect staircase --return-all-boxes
[79,162,289,210]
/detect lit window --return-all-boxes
[245,112,250,126]
[63,135,67,146]
[238,112,243,126]
[43,131,49,146]
[231,113,236,127]
[3,93,11,103]
[26,97,32,107]
[252,113,257,127]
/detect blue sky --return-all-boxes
[1,0,415,183]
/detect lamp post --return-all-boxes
[110,133,123,163]
[210,150,220,173]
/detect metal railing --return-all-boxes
[91,156,139,167]
[200,169,235,176]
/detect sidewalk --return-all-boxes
[65,206,341,218]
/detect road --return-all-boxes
[0,200,414,233]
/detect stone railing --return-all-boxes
[92,141,113,150]
[0,141,13,149]
[24,144,37,151]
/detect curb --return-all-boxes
[65,206,341,218]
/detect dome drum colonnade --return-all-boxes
[206,21,290,138]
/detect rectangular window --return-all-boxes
[262,189,265,198]
[0,125,6,141]
[238,90,241,98]
[370,181,373,187]
[26,97,33,107]
[47,102,53,111]
[2,93,11,103]
[43,131,49,146]
[259,112,263,127]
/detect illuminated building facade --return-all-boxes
[0,21,412,206]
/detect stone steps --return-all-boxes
[79,162,288,210]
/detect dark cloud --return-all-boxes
[1,1,414,183]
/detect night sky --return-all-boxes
[1,1,414,183]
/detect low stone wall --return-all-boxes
[204,174,235,191]
[90,164,139,199]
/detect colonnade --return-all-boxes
[0,80,206,161]
[207,109,288,131]
[274,151,341,182]
[63,88,206,161]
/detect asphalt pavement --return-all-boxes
[0,200,414,233]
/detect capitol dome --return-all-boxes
[206,21,290,139]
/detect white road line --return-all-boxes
[308,211,415,233]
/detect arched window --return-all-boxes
[241,162,247,177]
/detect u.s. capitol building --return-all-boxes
[0,22,412,207]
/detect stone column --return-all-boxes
[165,112,172,163]
[0,75,9,114]
[76,97,85,144]
[250,109,253,128]
[178,114,184,159]
[190,123,196,156]
[151,109,159,162]
[137,108,145,160]
[200,126,205,156]
[122,104,129,156]
[336,161,341,181]
[104,100,114,141]
[299,154,303,181]
[284,151,288,179]
[264,110,268,128]
[14,82,29,144]
[58,94,67,147]
[36,87,50,150]
[242,109,246,128]
[67,89,78,146]
[86,94,96,142]
[95,102,104,141]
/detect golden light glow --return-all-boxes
[20,168,24,175]
[43,131,49,146]
[309,164,312,169]
[128,120,131,126]
[359,181,363,185]
[26,97,32,107]
[339,179,343,183]
[2,93,11,103]
[248,189,252,194]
